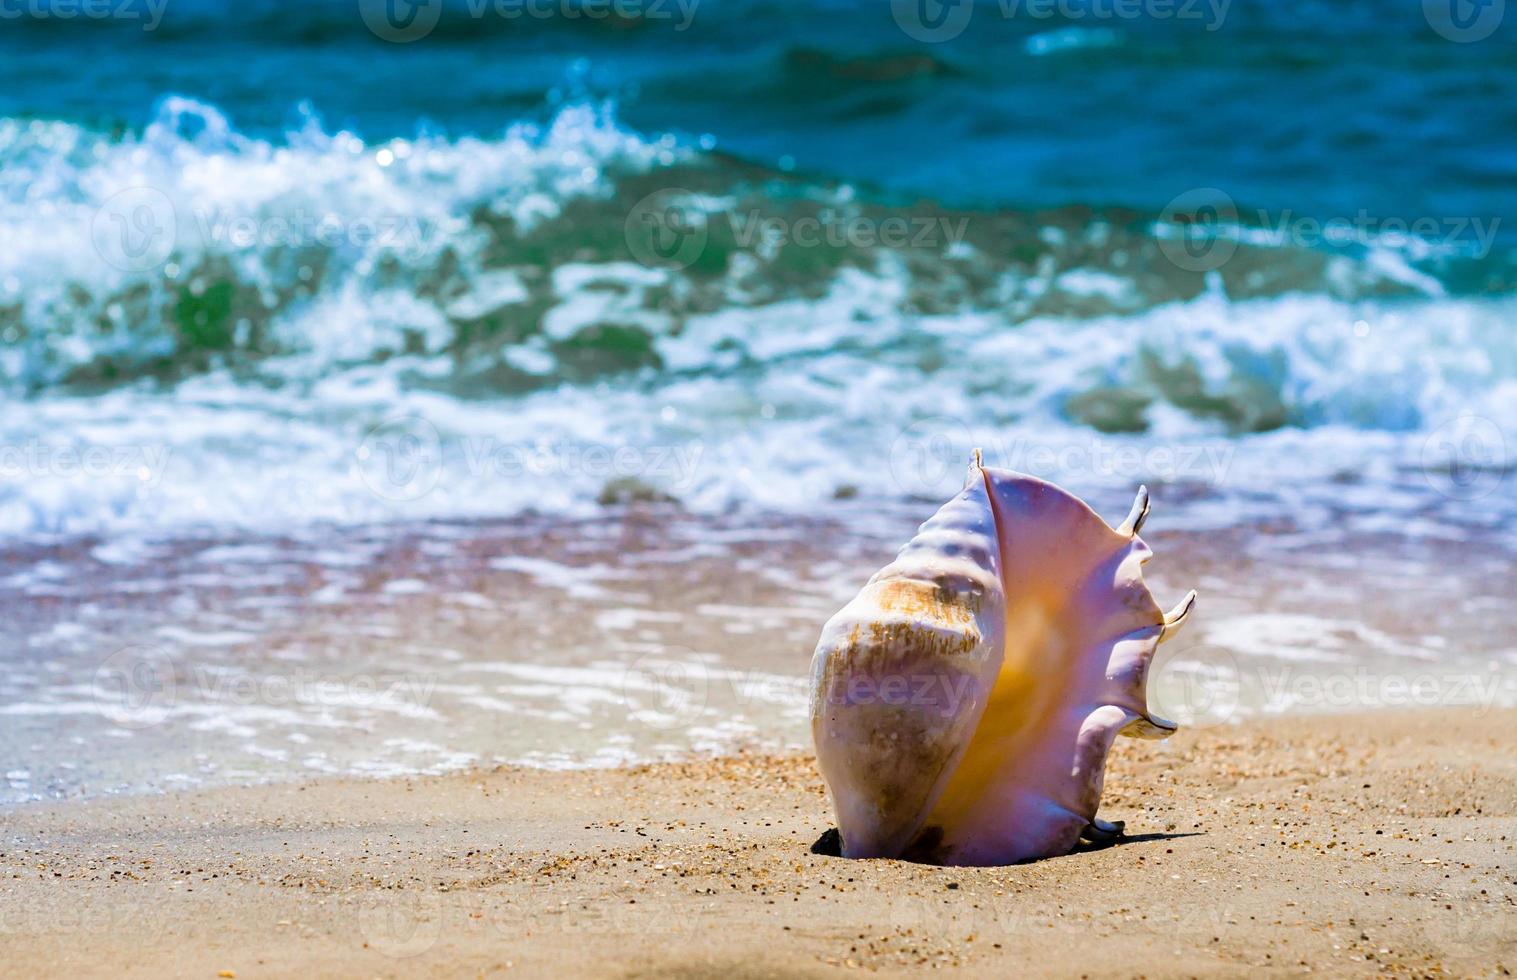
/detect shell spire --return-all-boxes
[809,460,1195,865]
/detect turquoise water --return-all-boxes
[0,0,1511,538]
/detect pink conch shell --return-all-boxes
[809,453,1196,866]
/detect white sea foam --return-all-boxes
[0,291,1512,542]
[0,99,1509,544]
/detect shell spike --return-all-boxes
[963,448,985,489]
[1118,485,1151,536]
[1160,589,1199,641]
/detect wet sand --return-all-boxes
[3,708,1513,978]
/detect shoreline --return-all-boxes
[6,509,1514,806]
[3,708,1513,978]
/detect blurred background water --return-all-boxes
[0,0,1512,535]
[1,0,1514,801]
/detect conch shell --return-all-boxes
[809,453,1196,865]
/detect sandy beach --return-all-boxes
[3,707,1512,978]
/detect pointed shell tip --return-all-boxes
[1118,485,1151,536]
[1161,590,1198,639]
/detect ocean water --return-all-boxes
[1,0,1515,800]
[1,0,1514,538]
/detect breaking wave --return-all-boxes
[0,97,1512,540]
